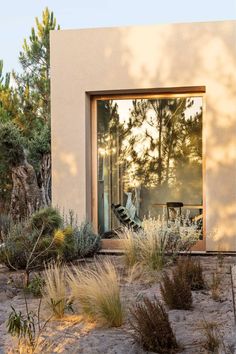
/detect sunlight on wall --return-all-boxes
[120,26,173,86]
[60,152,78,176]
[51,21,236,250]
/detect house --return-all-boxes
[50,20,236,252]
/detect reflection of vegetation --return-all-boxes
[97,97,202,229]
[120,98,202,190]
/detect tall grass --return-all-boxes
[42,261,67,318]
[138,230,168,270]
[210,271,221,301]
[67,260,123,327]
[118,213,200,272]
[117,228,140,266]
[118,217,169,270]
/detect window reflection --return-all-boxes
[97,96,203,234]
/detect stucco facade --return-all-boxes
[50,20,236,251]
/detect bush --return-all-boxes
[176,257,205,290]
[0,213,11,241]
[0,210,101,272]
[54,226,77,261]
[54,222,101,261]
[31,207,62,234]
[25,274,45,297]
[0,220,35,269]
[160,268,192,310]
[67,260,123,327]
[130,296,179,353]
[0,219,57,270]
[75,222,101,258]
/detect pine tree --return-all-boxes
[0,8,60,217]
[13,8,60,206]
[14,7,60,132]
[0,61,19,211]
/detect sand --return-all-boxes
[0,256,235,354]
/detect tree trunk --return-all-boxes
[9,160,42,221]
[157,108,163,185]
[38,153,51,206]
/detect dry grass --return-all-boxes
[160,268,193,310]
[210,271,221,301]
[130,296,179,353]
[67,259,124,327]
[7,337,53,354]
[176,257,206,290]
[140,216,168,270]
[201,320,221,352]
[118,222,168,271]
[117,228,139,267]
[125,263,159,285]
[138,230,167,270]
[42,261,67,318]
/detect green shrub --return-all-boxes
[54,226,78,261]
[6,293,52,352]
[7,306,36,346]
[26,275,45,297]
[75,222,101,258]
[130,296,179,353]
[54,222,101,260]
[0,211,100,272]
[0,220,34,269]
[160,268,192,310]
[31,207,62,234]
[176,257,205,290]
[0,213,11,241]
[0,218,58,271]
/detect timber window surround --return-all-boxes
[91,90,205,246]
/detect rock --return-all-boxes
[6,288,17,298]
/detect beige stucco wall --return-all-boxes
[50,20,236,251]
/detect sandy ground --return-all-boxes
[0,256,236,354]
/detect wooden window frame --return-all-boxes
[90,87,206,251]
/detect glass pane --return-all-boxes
[97,96,203,234]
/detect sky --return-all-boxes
[0,0,236,74]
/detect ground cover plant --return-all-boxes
[25,274,45,297]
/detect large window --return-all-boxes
[96,94,203,234]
